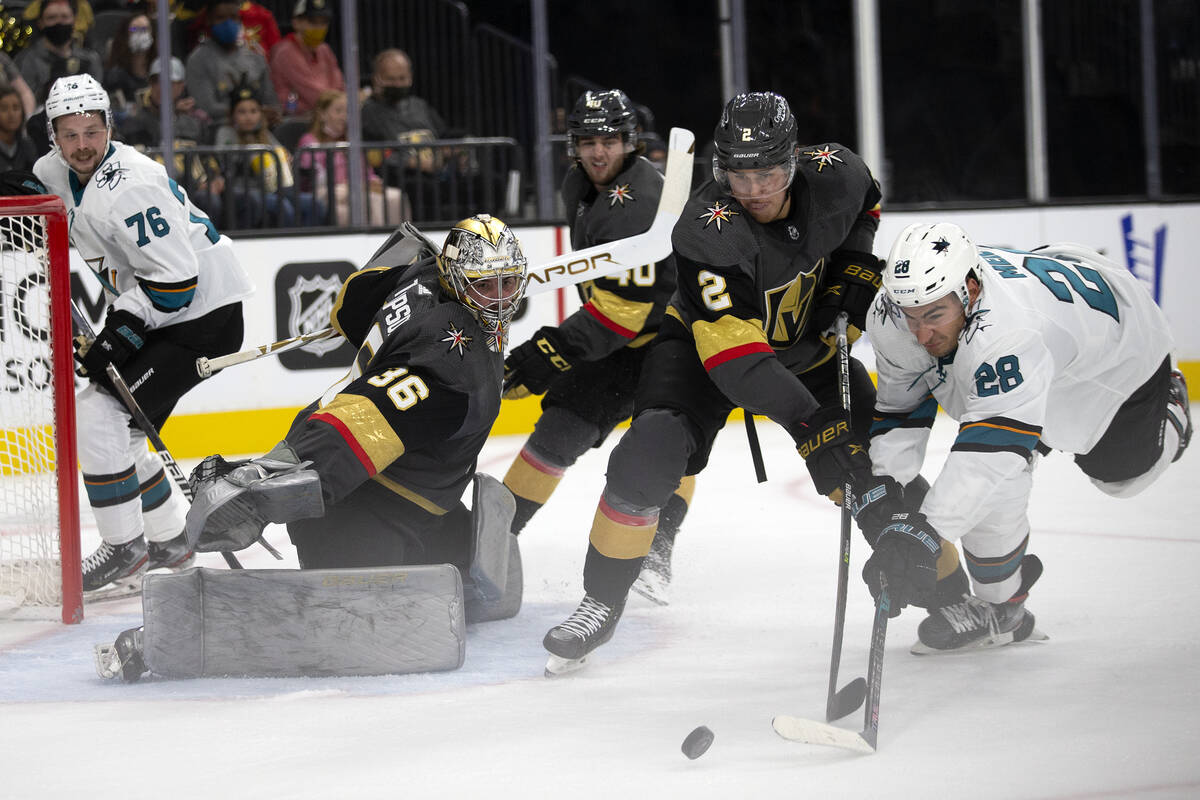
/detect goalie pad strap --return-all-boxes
[141,566,465,678]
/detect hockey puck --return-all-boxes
[681,725,714,759]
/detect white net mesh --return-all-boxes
[0,213,66,610]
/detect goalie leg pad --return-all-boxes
[467,473,516,602]
[140,566,466,678]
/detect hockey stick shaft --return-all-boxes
[744,412,767,483]
[860,574,890,750]
[825,312,865,722]
[196,127,697,380]
[69,302,246,569]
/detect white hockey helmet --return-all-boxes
[439,214,528,351]
[883,222,980,309]
[45,74,112,149]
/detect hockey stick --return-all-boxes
[825,312,867,721]
[69,302,258,569]
[743,412,767,482]
[772,574,891,754]
[196,127,698,380]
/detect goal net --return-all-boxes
[0,195,81,623]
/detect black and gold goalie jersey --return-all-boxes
[284,233,504,516]
[554,155,677,359]
[667,142,881,433]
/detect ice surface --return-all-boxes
[3,416,1198,799]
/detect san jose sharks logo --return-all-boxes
[803,145,843,172]
[607,183,634,207]
[698,201,739,231]
[441,323,472,357]
[94,160,129,190]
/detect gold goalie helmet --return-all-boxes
[440,214,528,350]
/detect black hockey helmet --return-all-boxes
[711,91,798,189]
[566,89,638,158]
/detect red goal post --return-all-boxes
[0,194,82,624]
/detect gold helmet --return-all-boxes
[439,214,528,350]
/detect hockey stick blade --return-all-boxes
[827,676,867,721]
[523,126,694,296]
[771,715,875,754]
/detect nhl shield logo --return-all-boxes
[287,275,343,357]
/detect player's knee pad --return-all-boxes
[185,443,325,553]
[606,409,698,509]
[528,406,602,466]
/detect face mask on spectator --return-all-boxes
[379,85,410,104]
[43,23,74,46]
[300,26,327,47]
[210,19,241,46]
[129,30,153,53]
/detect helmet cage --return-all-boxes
[440,215,529,350]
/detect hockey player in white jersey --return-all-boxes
[32,74,253,595]
[849,221,1191,653]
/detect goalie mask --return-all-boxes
[711,91,798,201]
[439,214,528,351]
[45,74,112,155]
[566,89,638,158]
[883,222,980,311]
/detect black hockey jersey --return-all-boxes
[668,142,881,435]
[286,231,503,515]
[553,155,677,360]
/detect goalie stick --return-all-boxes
[772,574,891,754]
[195,126,697,379]
[825,312,866,722]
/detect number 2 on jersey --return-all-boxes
[1022,256,1119,322]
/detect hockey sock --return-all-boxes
[502,443,567,534]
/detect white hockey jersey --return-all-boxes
[867,243,1173,542]
[34,141,253,330]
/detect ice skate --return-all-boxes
[631,528,674,606]
[911,595,1047,654]
[1168,368,1192,461]
[82,538,147,600]
[147,532,195,572]
[94,626,148,682]
[543,594,624,675]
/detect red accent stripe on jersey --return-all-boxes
[703,341,773,370]
[519,447,566,478]
[583,302,637,339]
[310,411,377,475]
[598,495,658,527]
[867,205,881,219]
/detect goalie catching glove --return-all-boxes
[75,309,146,379]
[184,444,325,553]
[502,326,577,399]
[811,250,883,335]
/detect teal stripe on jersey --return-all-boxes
[84,466,140,508]
[952,419,1040,457]
[139,469,172,511]
[870,394,937,437]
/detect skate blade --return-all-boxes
[83,574,144,603]
[147,553,196,573]
[630,573,670,606]
[911,626,1049,655]
[544,653,588,677]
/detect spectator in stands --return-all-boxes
[0,52,36,119]
[16,1,105,105]
[269,0,343,117]
[185,0,279,129]
[296,88,407,227]
[0,87,39,172]
[361,48,446,142]
[22,0,95,47]
[119,56,224,221]
[103,10,156,114]
[185,0,280,57]
[215,84,312,227]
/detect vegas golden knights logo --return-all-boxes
[761,257,823,348]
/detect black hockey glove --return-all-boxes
[863,511,942,617]
[77,309,146,379]
[502,326,576,399]
[796,405,873,499]
[811,250,883,335]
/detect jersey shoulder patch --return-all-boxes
[671,190,757,267]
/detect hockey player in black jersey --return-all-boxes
[543,91,897,674]
[501,89,693,603]
[185,215,528,613]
